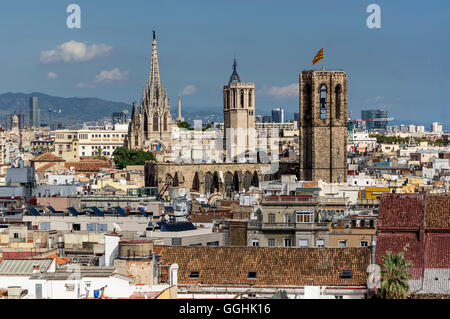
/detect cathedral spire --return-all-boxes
[131,101,139,123]
[149,30,162,101]
[229,58,241,84]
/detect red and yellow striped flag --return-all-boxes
[312,48,324,65]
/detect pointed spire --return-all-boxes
[229,57,241,84]
[131,101,139,123]
[149,30,162,103]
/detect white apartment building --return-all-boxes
[54,124,128,160]
[431,122,443,135]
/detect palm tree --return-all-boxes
[380,251,413,299]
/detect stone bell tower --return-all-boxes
[223,59,256,161]
[298,67,348,183]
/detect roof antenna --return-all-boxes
[153,30,156,40]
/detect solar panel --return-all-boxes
[89,206,104,217]
[158,222,197,232]
[67,207,78,216]
[47,206,56,213]
[340,270,353,279]
[28,207,40,216]
[113,206,127,217]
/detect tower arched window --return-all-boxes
[240,90,244,108]
[319,84,327,120]
[303,83,312,122]
[248,90,252,108]
[335,84,342,119]
[153,114,159,131]
[163,113,168,131]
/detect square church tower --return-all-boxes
[298,67,348,183]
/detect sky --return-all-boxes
[0,0,449,127]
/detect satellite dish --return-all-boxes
[112,222,122,232]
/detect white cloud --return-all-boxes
[95,68,127,82]
[181,84,197,95]
[40,40,112,64]
[260,83,298,98]
[47,72,58,79]
[75,82,96,89]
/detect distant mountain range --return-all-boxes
[0,92,224,126]
[0,92,132,125]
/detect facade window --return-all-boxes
[268,238,275,247]
[360,241,368,247]
[40,223,50,230]
[296,211,314,223]
[339,240,347,248]
[207,241,219,246]
[284,238,292,247]
[317,239,325,247]
[251,238,260,247]
[98,224,107,232]
[299,239,308,247]
[268,213,275,223]
[87,223,97,231]
[284,213,292,223]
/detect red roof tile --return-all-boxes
[157,246,370,287]
[378,193,424,229]
[424,194,450,229]
[424,233,450,269]
[31,152,65,162]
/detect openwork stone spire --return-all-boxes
[149,30,162,101]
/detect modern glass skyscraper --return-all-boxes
[361,109,388,131]
[271,107,284,123]
[29,96,40,128]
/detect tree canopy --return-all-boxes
[112,147,155,169]
[379,251,413,299]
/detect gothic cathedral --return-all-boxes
[126,31,176,152]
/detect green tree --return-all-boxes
[177,121,191,129]
[112,146,155,169]
[379,251,413,299]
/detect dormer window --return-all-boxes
[189,271,200,279]
[248,271,257,279]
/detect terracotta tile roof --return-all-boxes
[65,161,111,172]
[375,233,424,280]
[31,152,65,162]
[378,193,424,229]
[47,253,71,265]
[35,162,57,173]
[157,246,370,287]
[424,233,450,269]
[1,251,41,258]
[424,194,450,229]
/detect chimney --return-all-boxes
[104,233,122,267]
[32,264,41,274]
[169,263,179,286]
[57,234,65,257]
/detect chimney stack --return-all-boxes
[57,234,65,257]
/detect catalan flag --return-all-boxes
[312,48,324,65]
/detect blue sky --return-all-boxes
[0,0,449,126]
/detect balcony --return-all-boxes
[261,222,296,230]
[262,195,313,205]
[247,220,329,231]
